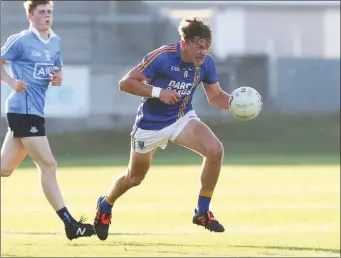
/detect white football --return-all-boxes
[229,86,263,121]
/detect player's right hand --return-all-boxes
[159,89,181,105]
[10,80,27,92]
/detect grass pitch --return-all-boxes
[1,164,340,257]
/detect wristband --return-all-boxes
[151,87,162,98]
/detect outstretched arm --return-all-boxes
[203,82,231,110]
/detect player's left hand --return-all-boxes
[50,68,63,86]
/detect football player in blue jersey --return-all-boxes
[1,0,94,240]
[94,17,231,240]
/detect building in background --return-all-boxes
[1,1,340,134]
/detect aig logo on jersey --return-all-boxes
[167,80,192,95]
[33,63,54,80]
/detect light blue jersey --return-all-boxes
[1,25,63,117]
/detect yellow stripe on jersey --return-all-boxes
[177,95,190,120]
[177,66,201,120]
[137,46,177,72]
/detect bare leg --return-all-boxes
[174,120,224,194]
[1,130,27,177]
[21,136,64,211]
[94,141,156,240]
[106,148,156,204]
[173,120,225,232]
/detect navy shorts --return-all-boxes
[6,113,46,138]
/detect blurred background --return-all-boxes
[1,0,340,166]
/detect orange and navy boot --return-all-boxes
[93,196,112,240]
[192,209,225,232]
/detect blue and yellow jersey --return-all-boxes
[135,42,217,130]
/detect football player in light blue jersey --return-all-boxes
[0,0,94,240]
[93,17,232,240]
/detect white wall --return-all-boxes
[1,65,90,117]
[322,9,340,58]
[212,7,246,60]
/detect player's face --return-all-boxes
[186,37,210,66]
[29,4,53,32]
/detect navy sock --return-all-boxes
[100,197,113,214]
[56,207,77,226]
[196,190,213,214]
[197,196,212,214]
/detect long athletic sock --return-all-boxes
[100,196,113,214]
[196,190,213,214]
[56,207,77,227]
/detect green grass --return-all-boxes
[40,113,340,159]
[3,113,340,168]
[17,152,341,168]
[1,164,340,257]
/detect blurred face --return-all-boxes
[183,37,211,66]
[28,4,53,32]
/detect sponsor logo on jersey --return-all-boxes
[167,80,193,95]
[33,63,54,80]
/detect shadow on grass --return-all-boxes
[1,231,180,237]
[95,240,341,255]
[3,231,339,255]
[97,242,340,254]
[232,245,340,254]
[1,254,36,258]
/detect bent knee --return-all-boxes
[37,159,58,171]
[205,141,224,161]
[128,174,146,187]
[126,170,146,187]
[1,167,14,177]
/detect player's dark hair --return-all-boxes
[23,0,54,14]
[178,17,212,46]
